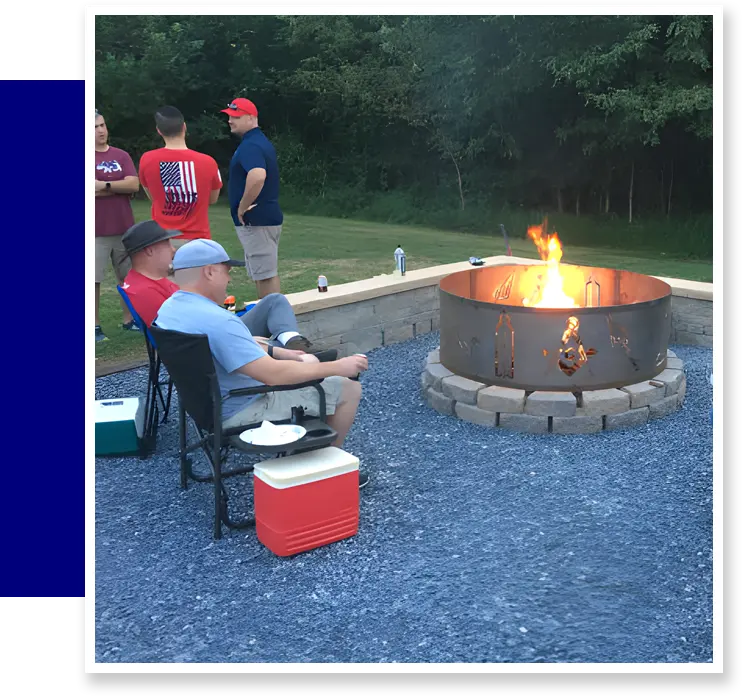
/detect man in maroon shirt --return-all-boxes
[95,109,141,342]
[121,221,336,359]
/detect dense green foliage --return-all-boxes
[95,15,713,257]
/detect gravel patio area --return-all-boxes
[95,332,713,664]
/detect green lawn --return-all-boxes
[95,200,713,369]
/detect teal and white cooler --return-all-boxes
[95,398,144,456]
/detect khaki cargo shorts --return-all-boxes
[234,224,281,281]
[95,235,131,284]
[222,375,346,429]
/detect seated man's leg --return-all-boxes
[241,293,337,360]
[324,378,362,448]
[240,293,296,341]
[223,376,360,448]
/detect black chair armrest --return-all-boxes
[224,379,323,399]
[223,379,328,421]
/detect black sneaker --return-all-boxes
[285,336,338,361]
[359,472,369,489]
[122,320,142,332]
[284,335,314,352]
[313,349,339,363]
[95,325,109,343]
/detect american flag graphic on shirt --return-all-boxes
[160,161,198,216]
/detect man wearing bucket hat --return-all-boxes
[120,220,182,326]
[222,97,283,299]
[121,222,335,360]
[154,239,368,456]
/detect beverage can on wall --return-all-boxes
[394,246,406,276]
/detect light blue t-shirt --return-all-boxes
[155,290,266,419]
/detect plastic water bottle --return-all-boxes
[394,245,406,276]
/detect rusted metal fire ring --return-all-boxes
[421,348,686,434]
[439,264,674,392]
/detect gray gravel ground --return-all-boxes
[95,333,713,664]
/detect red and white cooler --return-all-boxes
[253,447,360,557]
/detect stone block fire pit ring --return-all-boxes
[421,348,686,434]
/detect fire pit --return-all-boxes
[440,263,672,391]
[422,220,686,433]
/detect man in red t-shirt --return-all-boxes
[120,221,181,326]
[139,106,223,249]
[120,221,337,360]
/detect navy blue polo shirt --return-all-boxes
[228,127,283,227]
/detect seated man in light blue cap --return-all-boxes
[154,239,369,456]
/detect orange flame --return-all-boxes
[522,218,575,308]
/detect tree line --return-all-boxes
[95,15,713,254]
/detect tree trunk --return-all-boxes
[452,155,465,211]
[605,190,610,214]
[667,159,674,217]
[628,160,634,224]
[660,163,665,214]
[556,187,564,213]
[441,138,465,210]
[599,192,603,214]
[575,190,581,217]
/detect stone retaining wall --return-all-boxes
[670,295,713,347]
[295,284,440,356]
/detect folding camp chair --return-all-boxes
[117,285,173,456]
[149,324,338,539]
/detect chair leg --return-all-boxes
[138,392,159,459]
[143,378,153,434]
[179,403,188,490]
[153,356,172,424]
[154,382,168,423]
[213,444,222,540]
[162,378,173,422]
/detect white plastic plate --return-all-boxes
[239,422,306,447]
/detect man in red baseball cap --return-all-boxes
[221,97,258,118]
[222,97,284,299]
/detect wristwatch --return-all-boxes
[105,182,111,190]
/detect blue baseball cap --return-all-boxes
[172,239,245,271]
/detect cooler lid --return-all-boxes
[95,398,142,423]
[254,446,359,489]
